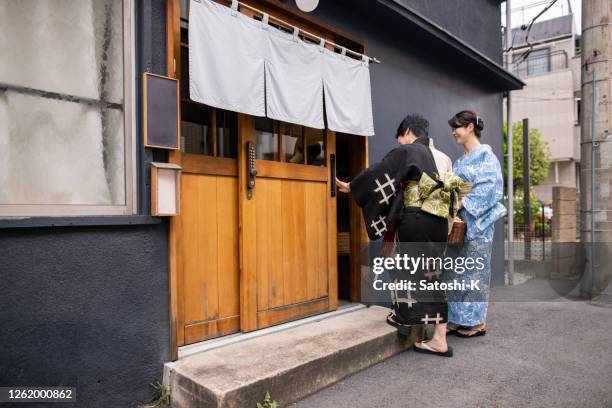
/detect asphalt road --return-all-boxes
[292,295,612,408]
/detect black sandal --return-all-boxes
[446,324,464,335]
[456,326,487,338]
[413,341,453,357]
[386,312,412,337]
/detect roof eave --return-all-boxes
[379,0,525,91]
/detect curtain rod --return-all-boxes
[196,0,381,64]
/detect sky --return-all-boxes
[502,0,582,32]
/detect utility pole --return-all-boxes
[581,0,612,302]
[506,0,515,286]
[523,119,531,260]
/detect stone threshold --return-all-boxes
[163,305,413,407]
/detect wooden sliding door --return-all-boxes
[174,107,242,345]
[239,115,337,331]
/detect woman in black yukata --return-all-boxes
[336,114,453,357]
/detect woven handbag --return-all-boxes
[447,182,472,244]
[448,217,466,244]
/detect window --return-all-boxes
[512,48,550,77]
[575,98,581,126]
[254,119,326,166]
[0,0,135,216]
[527,48,550,75]
[255,118,279,161]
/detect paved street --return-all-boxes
[293,289,612,407]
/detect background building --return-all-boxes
[507,12,581,204]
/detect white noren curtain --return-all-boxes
[189,0,374,136]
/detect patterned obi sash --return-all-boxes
[403,172,465,219]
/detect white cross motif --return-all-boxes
[421,313,444,324]
[374,174,396,205]
[391,281,417,308]
[424,269,442,281]
[370,215,387,237]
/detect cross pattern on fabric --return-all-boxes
[374,174,396,205]
[421,313,444,324]
[390,280,417,308]
[370,215,387,237]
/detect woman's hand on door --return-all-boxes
[335,177,351,193]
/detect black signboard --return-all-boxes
[143,72,180,150]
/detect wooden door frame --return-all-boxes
[167,0,181,361]
[166,0,368,360]
[237,115,257,331]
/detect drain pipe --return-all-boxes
[506,0,515,285]
[590,70,596,298]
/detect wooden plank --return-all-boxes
[256,297,329,328]
[255,179,284,311]
[183,175,220,325]
[304,182,318,300]
[282,180,307,305]
[255,180,270,312]
[184,315,240,345]
[301,126,307,165]
[211,109,218,157]
[304,182,328,299]
[217,177,240,319]
[182,154,238,176]
[238,114,259,332]
[326,130,338,310]
[278,122,285,163]
[256,160,327,181]
[267,180,285,308]
[167,0,181,360]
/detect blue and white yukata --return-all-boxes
[448,144,506,326]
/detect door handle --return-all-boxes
[247,141,257,200]
[330,153,336,197]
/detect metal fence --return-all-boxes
[509,50,568,79]
[505,223,552,261]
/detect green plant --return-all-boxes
[511,192,542,225]
[503,122,551,194]
[150,382,171,407]
[256,391,278,408]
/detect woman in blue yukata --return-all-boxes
[446,110,506,337]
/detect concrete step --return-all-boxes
[163,306,413,408]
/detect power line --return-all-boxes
[513,95,576,101]
[516,0,561,62]
[510,0,550,13]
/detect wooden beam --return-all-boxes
[326,130,338,310]
[211,109,218,157]
[238,114,258,332]
[166,0,182,361]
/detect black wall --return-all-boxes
[398,0,504,63]
[0,225,169,408]
[309,0,506,285]
[0,1,171,407]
